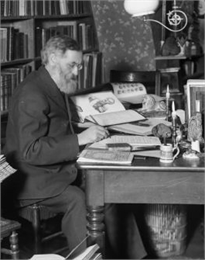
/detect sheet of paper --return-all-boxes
[107,118,172,135]
[90,109,145,126]
[89,135,161,149]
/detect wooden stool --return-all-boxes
[1,217,21,259]
[18,203,69,254]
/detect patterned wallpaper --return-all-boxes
[91,0,156,82]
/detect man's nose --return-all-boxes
[73,66,79,76]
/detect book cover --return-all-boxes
[77,149,133,165]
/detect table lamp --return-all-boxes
[124,0,188,33]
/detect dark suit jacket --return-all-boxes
[4,66,79,200]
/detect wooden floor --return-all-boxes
[1,205,204,259]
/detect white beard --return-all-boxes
[58,77,77,95]
[57,66,77,95]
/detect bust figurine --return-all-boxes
[188,113,204,144]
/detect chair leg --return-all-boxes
[10,231,20,260]
[32,204,41,254]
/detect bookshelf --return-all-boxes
[0,0,103,149]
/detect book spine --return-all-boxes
[35,26,42,57]
[19,32,24,59]
[0,28,7,62]
[0,75,3,112]
[13,28,20,60]
[1,0,5,17]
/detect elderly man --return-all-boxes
[4,35,147,259]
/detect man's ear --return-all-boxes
[49,53,57,65]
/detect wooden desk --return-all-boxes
[78,157,205,256]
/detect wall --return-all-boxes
[91,0,156,83]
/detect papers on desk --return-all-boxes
[89,135,161,150]
[77,149,133,165]
[107,118,172,136]
[132,149,161,159]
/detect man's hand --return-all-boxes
[77,125,110,146]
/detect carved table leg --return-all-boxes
[10,231,20,259]
[87,206,105,257]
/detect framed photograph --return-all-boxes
[187,79,205,119]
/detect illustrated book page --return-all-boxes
[77,149,133,165]
[70,91,145,126]
[30,244,102,260]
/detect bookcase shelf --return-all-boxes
[1,0,103,148]
[1,58,34,67]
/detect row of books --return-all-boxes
[78,52,103,91]
[0,50,102,112]
[36,21,95,56]
[1,0,86,17]
[1,64,32,112]
[0,27,29,62]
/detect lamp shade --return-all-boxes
[124,0,159,17]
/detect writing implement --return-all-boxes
[134,155,147,160]
[136,122,150,127]
[133,155,155,160]
[131,121,150,127]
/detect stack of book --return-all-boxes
[78,52,103,90]
[35,21,96,56]
[0,27,29,62]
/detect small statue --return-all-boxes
[152,123,172,139]
[188,113,204,144]
[139,95,166,112]
[183,148,200,159]
[161,36,181,56]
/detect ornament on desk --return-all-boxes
[182,148,200,160]
[152,123,172,139]
[139,94,166,112]
[187,101,204,145]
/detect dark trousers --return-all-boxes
[19,185,147,259]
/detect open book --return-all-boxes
[70,91,145,126]
[30,244,101,260]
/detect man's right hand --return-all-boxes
[77,125,110,146]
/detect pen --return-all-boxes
[137,123,150,127]
[134,156,147,160]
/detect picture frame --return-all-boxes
[187,79,205,119]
